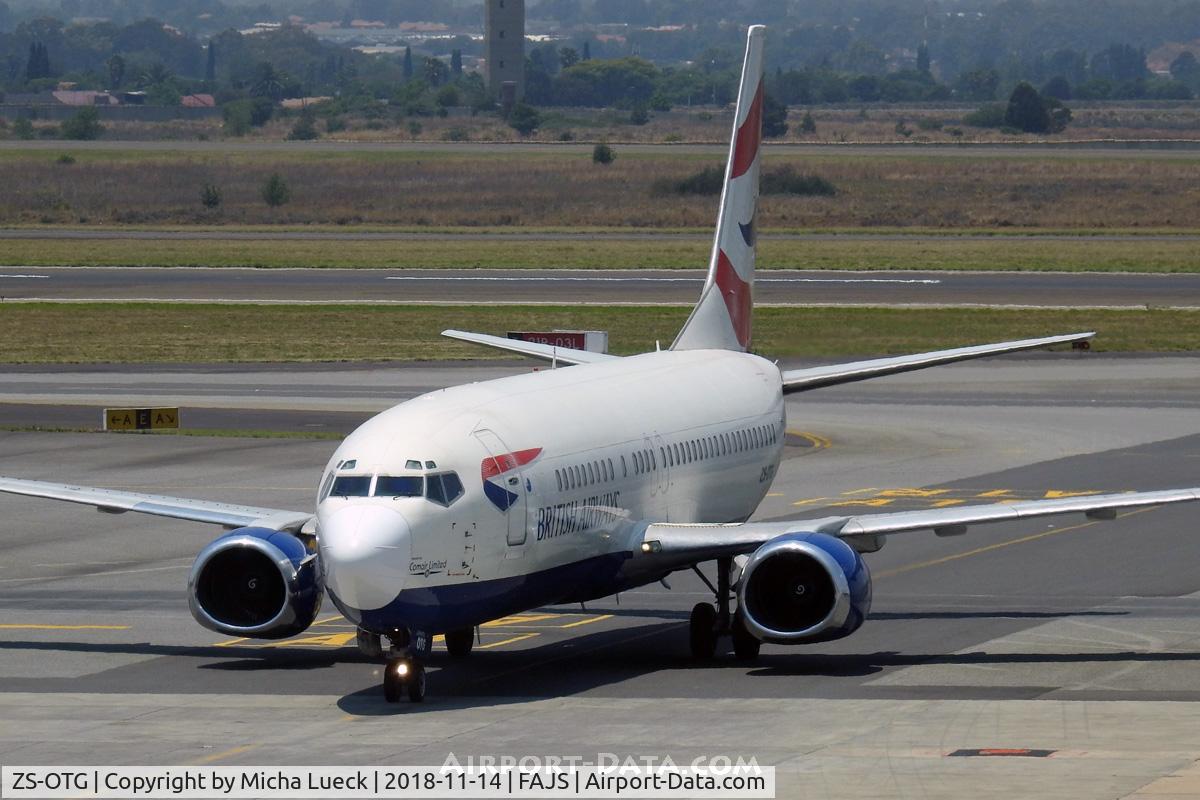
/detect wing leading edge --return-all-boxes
[781,331,1094,394]
[0,476,312,532]
[634,487,1200,568]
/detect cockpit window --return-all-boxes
[374,475,424,497]
[330,475,371,497]
[426,472,464,506]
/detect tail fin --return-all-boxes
[671,24,765,352]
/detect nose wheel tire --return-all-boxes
[445,627,475,659]
[689,602,718,659]
[382,657,426,704]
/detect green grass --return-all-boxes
[3,236,1198,271]
[0,302,1195,363]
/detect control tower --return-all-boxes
[485,0,525,101]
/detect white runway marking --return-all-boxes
[384,275,942,285]
[0,274,50,279]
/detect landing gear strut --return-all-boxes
[688,556,761,661]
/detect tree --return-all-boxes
[799,110,816,134]
[629,104,649,125]
[592,143,614,164]
[205,41,216,82]
[1041,75,1071,101]
[261,173,291,207]
[916,42,930,76]
[222,101,252,136]
[559,47,579,69]
[1005,81,1051,134]
[955,67,999,101]
[508,102,540,136]
[250,62,285,101]
[25,41,50,81]
[61,107,103,140]
[1171,51,1200,89]
[403,46,413,79]
[106,55,125,90]
[199,183,221,209]
[762,92,788,138]
[423,56,448,87]
[450,49,462,76]
[581,41,590,61]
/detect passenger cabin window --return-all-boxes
[330,475,371,497]
[374,475,423,497]
[427,472,464,506]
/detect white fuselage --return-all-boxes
[315,349,786,635]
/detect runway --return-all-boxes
[2,266,1199,307]
[3,356,1200,798]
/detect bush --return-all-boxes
[761,166,836,196]
[287,111,319,141]
[916,117,943,131]
[222,101,252,136]
[60,107,103,141]
[508,103,541,136]
[55,154,75,165]
[592,143,615,164]
[799,111,816,134]
[325,117,346,133]
[407,120,423,138]
[963,102,1007,128]
[260,173,291,208]
[442,126,469,141]
[629,105,650,125]
[200,183,222,209]
[653,165,724,196]
[557,130,575,141]
[12,117,35,140]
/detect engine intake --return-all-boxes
[738,532,871,644]
[188,527,322,639]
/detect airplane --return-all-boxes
[3,25,1199,705]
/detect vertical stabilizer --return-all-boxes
[671,24,765,352]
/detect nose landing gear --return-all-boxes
[381,628,431,704]
[383,656,426,703]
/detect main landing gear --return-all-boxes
[689,556,761,662]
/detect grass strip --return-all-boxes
[3,237,1199,272]
[0,303,1196,363]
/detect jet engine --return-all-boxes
[188,527,322,639]
[737,532,871,644]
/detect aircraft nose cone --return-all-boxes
[321,504,410,611]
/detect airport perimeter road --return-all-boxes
[2,357,1200,799]
[2,266,1199,307]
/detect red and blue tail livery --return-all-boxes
[481,447,542,511]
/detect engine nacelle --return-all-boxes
[737,531,871,644]
[188,527,322,639]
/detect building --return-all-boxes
[484,0,524,101]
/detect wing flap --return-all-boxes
[442,329,616,366]
[635,488,1200,566]
[0,477,312,532]
[781,332,1094,394]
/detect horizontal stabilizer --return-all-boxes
[781,331,1093,394]
[442,329,617,366]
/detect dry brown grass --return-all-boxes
[3,147,1200,229]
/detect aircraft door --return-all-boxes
[474,427,529,547]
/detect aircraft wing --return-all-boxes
[442,329,617,366]
[780,332,1093,394]
[0,477,313,532]
[634,488,1200,567]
